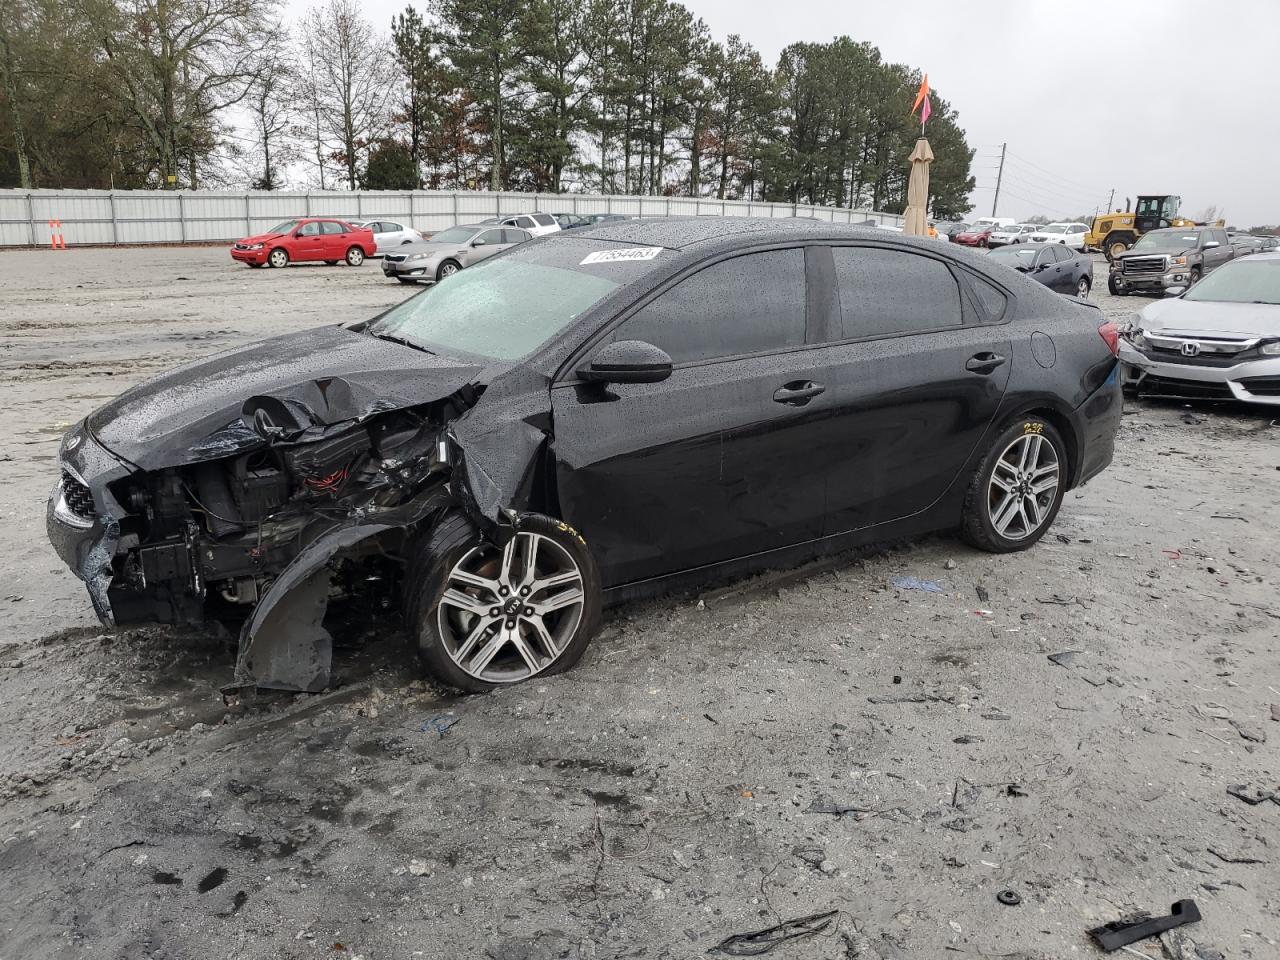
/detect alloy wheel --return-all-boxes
[347,247,364,266]
[440,262,458,277]
[987,433,1060,541]
[436,531,585,683]
[1076,277,1089,299]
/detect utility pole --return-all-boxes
[1106,188,1115,212]
[991,142,1006,217]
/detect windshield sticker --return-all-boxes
[580,247,663,265]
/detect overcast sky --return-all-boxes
[291,0,1278,226]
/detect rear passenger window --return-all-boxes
[320,221,344,235]
[517,217,535,229]
[831,247,962,339]
[619,249,806,364]
[502,229,529,244]
[966,273,1008,322]
[533,214,555,226]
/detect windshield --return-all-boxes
[427,226,479,244]
[1184,258,1280,305]
[987,247,1039,268]
[368,238,670,361]
[1132,232,1199,253]
[267,219,300,235]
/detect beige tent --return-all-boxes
[902,138,935,236]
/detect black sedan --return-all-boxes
[987,243,1093,298]
[48,219,1122,694]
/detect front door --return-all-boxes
[463,229,507,267]
[551,247,829,587]
[815,245,1012,534]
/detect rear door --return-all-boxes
[550,246,829,586]
[1045,244,1072,292]
[815,244,1013,534]
[319,220,349,258]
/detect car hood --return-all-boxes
[236,232,286,245]
[87,325,485,469]
[1139,298,1280,338]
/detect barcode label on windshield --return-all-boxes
[580,247,663,265]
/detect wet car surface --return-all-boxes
[49,218,1123,693]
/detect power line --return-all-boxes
[1002,149,1108,195]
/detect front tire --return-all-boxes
[1107,275,1125,296]
[437,259,460,280]
[267,248,289,269]
[405,512,602,693]
[1189,267,1201,286]
[396,276,418,285]
[345,246,365,266]
[960,417,1066,553]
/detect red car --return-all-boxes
[230,218,376,269]
[953,224,996,248]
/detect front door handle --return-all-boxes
[773,380,826,405]
[965,352,1007,374]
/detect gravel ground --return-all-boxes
[1,246,1278,960]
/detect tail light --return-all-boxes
[1098,321,1120,356]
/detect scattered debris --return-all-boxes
[1225,784,1274,806]
[1087,899,1201,953]
[408,859,430,876]
[974,584,989,602]
[707,909,838,956]
[1208,515,1247,523]
[996,890,1021,906]
[953,735,983,745]
[1207,846,1265,865]
[704,713,718,725]
[1229,719,1266,744]
[943,559,957,570]
[1037,594,1076,605]
[981,712,1011,720]
[1271,703,1280,722]
[805,799,869,817]
[1047,650,1082,667]
[891,576,944,594]
[1005,783,1028,798]
[867,693,954,705]
[421,715,461,738]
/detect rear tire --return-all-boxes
[325,260,338,265]
[404,512,602,693]
[1076,276,1091,299]
[267,248,289,269]
[345,246,365,266]
[960,416,1067,554]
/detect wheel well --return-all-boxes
[1019,406,1080,489]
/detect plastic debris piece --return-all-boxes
[891,576,944,593]
[708,909,839,956]
[1087,899,1201,953]
[997,890,1021,906]
[421,715,460,738]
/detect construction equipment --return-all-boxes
[1085,195,1207,260]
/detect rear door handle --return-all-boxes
[965,353,1007,374]
[773,380,825,405]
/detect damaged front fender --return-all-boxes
[232,488,453,692]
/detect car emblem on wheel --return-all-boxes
[1181,342,1200,357]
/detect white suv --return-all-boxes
[488,213,562,237]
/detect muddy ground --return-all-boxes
[1,246,1277,960]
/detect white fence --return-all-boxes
[0,188,904,247]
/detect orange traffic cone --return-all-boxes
[48,219,66,250]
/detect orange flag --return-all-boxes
[911,74,930,115]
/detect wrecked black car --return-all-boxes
[49,218,1122,694]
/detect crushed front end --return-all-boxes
[47,396,468,691]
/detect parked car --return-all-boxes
[939,222,970,242]
[1230,233,1264,256]
[954,223,997,247]
[1119,253,1280,404]
[553,213,591,230]
[1258,237,1280,252]
[381,223,531,284]
[1108,226,1234,296]
[358,220,422,254]
[230,218,376,268]
[987,243,1093,298]
[970,217,1016,231]
[483,213,561,237]
[988,224,1039,247]
[582,213,635,226]
[1029,222,1089,250]
[49,218,1121,695]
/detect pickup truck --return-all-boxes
[1107,226,1233,296]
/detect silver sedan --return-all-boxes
[1120,253,1280,405]
[381,224,532,284]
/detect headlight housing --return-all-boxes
[245,242,264,250]
[408,253,432,261]
[1261,341,1280,356]
[1169,255,1187,266]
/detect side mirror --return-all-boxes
[578,340,673,384]
[1203,240,1220,249]
[1036,261,1051,271]
[472,238,486,247]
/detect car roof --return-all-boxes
[570,215,895,251]
[1147,226,1211,234]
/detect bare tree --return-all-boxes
[295,0,395,190]
[82,0,283,188]
[243,49,295,189]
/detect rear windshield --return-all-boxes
[368,238,671,361]
[533,213,556,226]
[987,247,1039,268]
[1183,258,1280,305]
[1132,232,1199,252]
